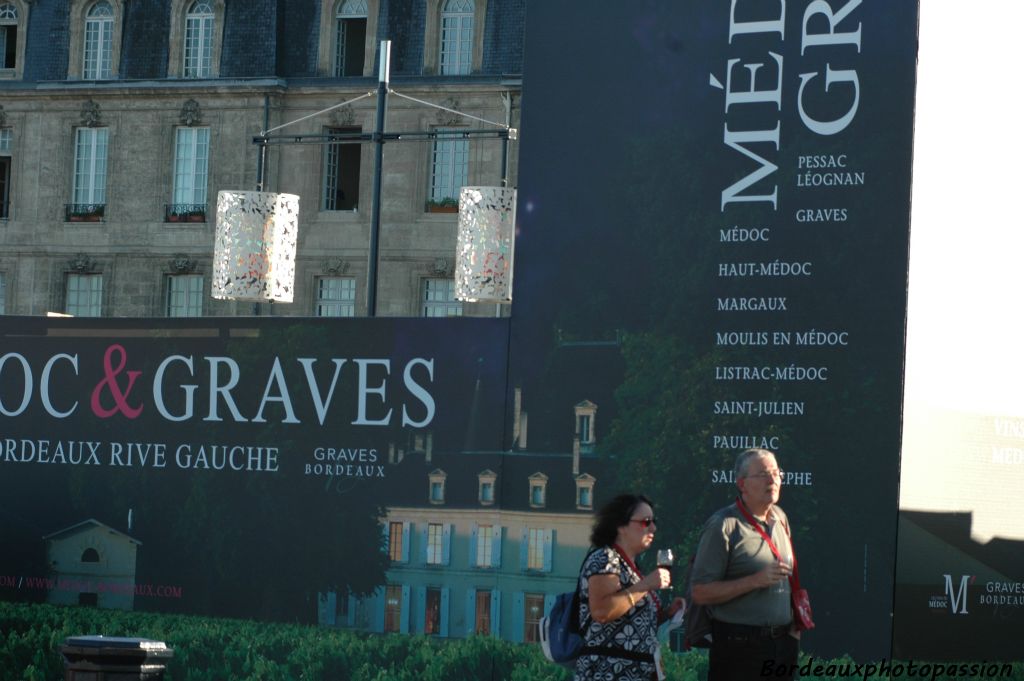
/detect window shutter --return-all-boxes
[347,594,357,627]
[491,589,502,638]
[442,523,452,566]
[373,590,384,633]
[440,587,450,637]
[491,525,503,568]
[415,586,427,634]
[469,524,479,567]
[519,527,528,570]
[400,584,411,634]
[542,529,554,573]
[511,591,525,643]
[465,588,477,636]
[401,522,411,563]
[381,522,389,554]
[420,525,428,564]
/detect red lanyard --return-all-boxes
[734,498,802,590]
[612,543,644,578]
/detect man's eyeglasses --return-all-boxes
[746,470,784,481]
[629,517,658,528]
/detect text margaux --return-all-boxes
[0,349,437,428]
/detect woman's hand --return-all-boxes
[666,597,685,618]
[638,567,671,592]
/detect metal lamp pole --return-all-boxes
[366,40,391,317]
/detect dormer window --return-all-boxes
[528,472,548,508]
[574,400,598,453]
[575,474,596,510]
[478,469,496,505]
[81,548,100,563]
[429,468,447,504]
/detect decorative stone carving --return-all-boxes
[179,99,202,126]
[169,254,197,274]
[431,257,453,277]
[329,105,356,127]
[68,253,96,273]
[80,99,102,127]
[434,98,462,126]
[322,257,348,275]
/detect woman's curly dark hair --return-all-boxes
[589,493,653,547]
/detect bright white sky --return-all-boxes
[904,1,1024,413]
[901,2,1024,539]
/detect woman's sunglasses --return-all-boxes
[629,516,658,528]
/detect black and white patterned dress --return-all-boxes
[574,546,659,681]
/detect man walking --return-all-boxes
[690,448,801,680]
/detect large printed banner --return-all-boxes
[1,317,509,621]
[0,0,933,667]
[510,0,918,660]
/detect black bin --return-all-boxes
[61,636,174,681]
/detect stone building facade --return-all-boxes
[0,0,523,317]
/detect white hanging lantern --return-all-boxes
[455,186,516,303]
[212,190,299,303]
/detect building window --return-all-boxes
[439,0,473,75]
[384,584,402,633]
[424,587,441,634]
[315,276,356,317]
[83,1,114,80]
[323,127,361,210]
[526,528,544,571]
[528,472,548,509]
[475,524,494,567]
[426,523,444,565]
[79,592,99,606]
[387,521,403,562]
[524,593,544,643]
[167,275,203,317]
[66,274,102,317]
[171,127,209,218]
[428,468,447,504]
[183,1,214,78]
[0,128,11,219]
[575,400,598,452]
[428,129,468,205]
[0,3,17,70]
[422,278,462,317]
[0,273,6,314]
[80,548,100,563]
[478,469,496,505]
[474,589,491,635]
[333,0,367,77]
[72,128,108,208]
[575,474,596,510]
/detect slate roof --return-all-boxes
[15,0,525,84]
[381,448,608,514]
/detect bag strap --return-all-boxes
[734,498,800,591]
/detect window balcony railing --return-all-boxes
[65,203,105,222]
[165,203,207,223]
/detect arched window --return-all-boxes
[0,3,17,70]
[183,1,214,78]
[81,548,100,563]
[439,0,473,75]
[334,0,367,77]
[83,2,114,79]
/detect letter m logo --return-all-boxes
[942,574,970,615]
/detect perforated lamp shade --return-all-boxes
[212,190,299,303]
[455,186,516,303]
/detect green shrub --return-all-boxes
[2,602,1022,680]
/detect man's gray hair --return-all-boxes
[734,448,775,480]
